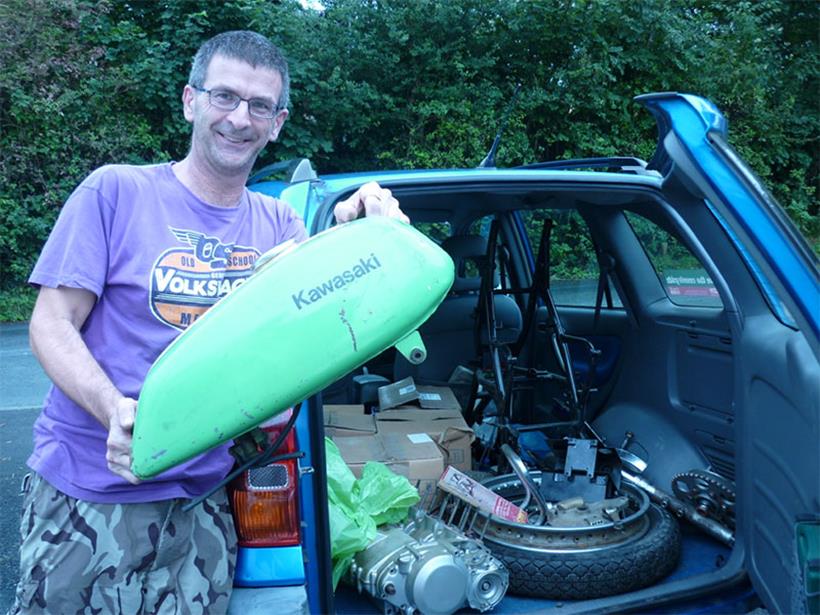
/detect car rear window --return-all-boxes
[518,209,623,308]
[624,211,724,308]
[413,221,451,245]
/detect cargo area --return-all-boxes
[334,527,751,614]
[322,375,752,614]
[306,175,816,613]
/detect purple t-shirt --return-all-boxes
[28,162,307,503]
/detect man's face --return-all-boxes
[182,54,288,177]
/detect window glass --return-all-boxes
[467,216,492,238]
[624,211,723,308]
[412,221,451,244]
[706,200,796,327]
[465,215,501,282]
[519,209,623,308]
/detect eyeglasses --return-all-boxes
[192,86,281,119]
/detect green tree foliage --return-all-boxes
[1,0,817,319]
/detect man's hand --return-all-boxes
[30,286,143,485]
[105,397,140,484]
[333,181,409,224]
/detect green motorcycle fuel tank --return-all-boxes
[132,216,455,479]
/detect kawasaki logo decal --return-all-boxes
[292,253,382,310]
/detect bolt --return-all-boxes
[384,583,396,596]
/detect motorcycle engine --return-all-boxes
[348,508,509,615]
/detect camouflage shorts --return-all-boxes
[10,473,237,614]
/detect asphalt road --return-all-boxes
[0,323,51,612]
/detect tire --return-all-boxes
[486,503,681,600]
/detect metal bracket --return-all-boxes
[564,438,598,478]
[394,330,427,365]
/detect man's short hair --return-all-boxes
[189,31,290,110]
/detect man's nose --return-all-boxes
[225,100,253,128]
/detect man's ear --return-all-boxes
[268,108,289,143]
[182,85,196,123]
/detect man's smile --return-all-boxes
[216,130,252,146]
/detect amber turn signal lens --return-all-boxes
[229,412,301,547]
[230,466,300,546]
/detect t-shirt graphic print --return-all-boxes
[150,226,261,330]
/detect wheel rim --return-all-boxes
[477,473,652,554]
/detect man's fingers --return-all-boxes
[111,463,141,485]
[333,199,361,223]
[106,449,140,484]
[120,404,136,431]
[332,182,410,224]
[362,192,388,216]
[362,189,407,221]
[115,398,137,432]
[390,200,410,224]
[107,397,139,483]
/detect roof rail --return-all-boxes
[515,157,656,175]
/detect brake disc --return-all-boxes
[671,469,736,530]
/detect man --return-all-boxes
[11,30,405,613]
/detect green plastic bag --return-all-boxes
[325,438,420,588]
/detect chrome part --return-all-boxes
[227,585,308,615]
[246,465,288,490]
[348,509,508,614]
[616,448,648,474]
[622,470,734,546]
[501,444,551,525]
[548,495,631,528]
[475,473,652,553]
[672,469,736,530]
[620,431,634,449]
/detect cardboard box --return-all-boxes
[378,378,461,412]
[333,431,444,507]
[323,403,473,471]
[323,404,376,438]
[375,408,474,472]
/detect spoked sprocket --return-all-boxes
[672,469,736,530]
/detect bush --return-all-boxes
[1,0,816,322]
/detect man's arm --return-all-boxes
[29,286,140,484]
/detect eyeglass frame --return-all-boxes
[190,85,284,119]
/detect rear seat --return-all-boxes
[394,234,523,384]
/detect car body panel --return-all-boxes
[230,395,334,612]
[228,585,308,615]
[234,545,305,587]
[637,92,818,335]
[636,92,820,615]
[239,92,818,614]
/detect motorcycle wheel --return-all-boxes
[478,474,681,600]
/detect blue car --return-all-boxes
[228,92,819,614]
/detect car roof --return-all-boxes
[316,167,664,197]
